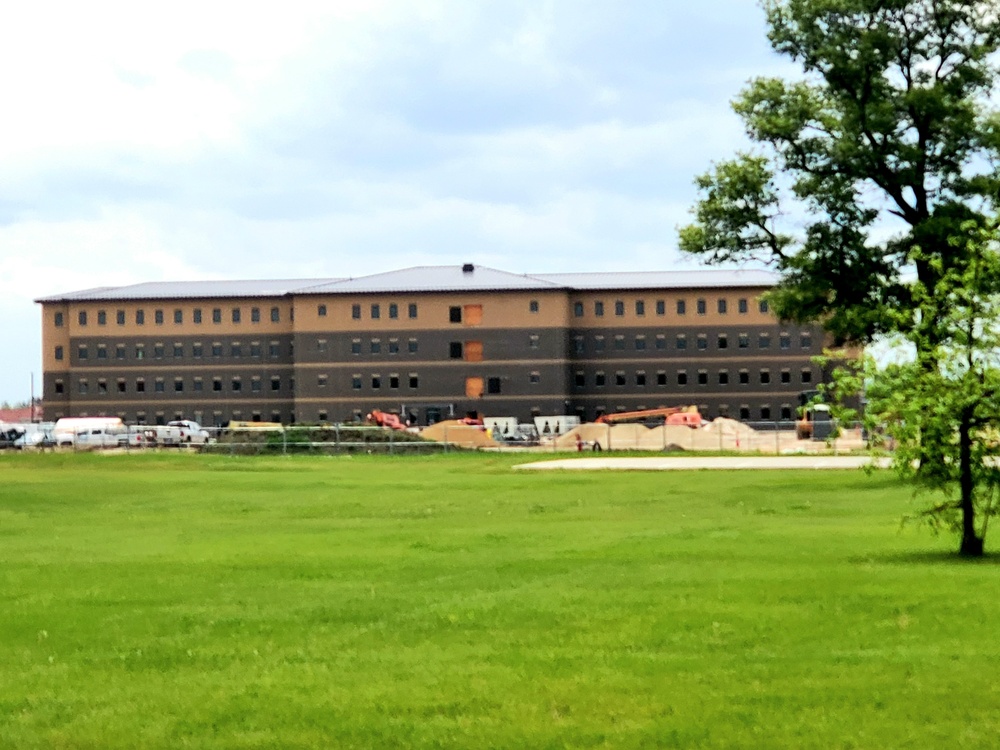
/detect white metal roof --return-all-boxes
[36,266,778,302]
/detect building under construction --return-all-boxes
[36,264,824,426]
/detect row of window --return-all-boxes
[573,331,811,354]
[57,375,288,396]
[56,306,284,328]
[575,368,813,388]
[573,297,767,318]
[347,302,419,321]
[59,341,287,362]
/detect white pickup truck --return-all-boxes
[136,421,212,447]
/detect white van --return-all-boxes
[54,417,126,448]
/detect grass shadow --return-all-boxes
[860,549,1000,566]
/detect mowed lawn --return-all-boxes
[1,453,998,749]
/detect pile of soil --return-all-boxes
[420,421,496,448]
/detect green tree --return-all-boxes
[679,0,1000,555]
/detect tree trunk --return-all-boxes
[958,408,984,557]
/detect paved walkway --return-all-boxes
[513,455,891,471]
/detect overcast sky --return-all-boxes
[0,0,791,405]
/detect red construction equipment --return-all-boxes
[366,409,406,430]
[595,406,703,427]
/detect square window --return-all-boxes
[738,298,748,314]
[676,300,686,315]
[529,372,540,384]
[97,346,107,360]
[231,343,242,358]
[408,339,418,353]
[697,335,707,351]
[97,310,107,325]
[117,310,125,325]
[193,379,203,392]
[54,346,63,360]
[529,334,540,349]
[595,372,606,387]
[371,304,380,319]
[677,371,688,386]
[636,372,647,386]
[136,379,146,393]
[174,309,183,324]
[212,308,222,324]
[759,333,771,349]
[594,336,605,351]
[487,377,502,395]
[409,374,419,389]
[676,335,687,350]
[78,345,88,360]
[780,333,791,350]
[251,378,262,392]
[351,339,361,355]
[719,370,729,385]
[574,371,585,387]
[371,339,381,354]
[271,307,280,322]
[718,334,728,349]
[696,299,706,315]
[760,370,771,384]
[389,303,398,319]
[269,342,280,357]
[759,299,770,313]
[135,345,145,360]
[250,307,260,323]
[387,339,399,354]
[573,302,584,317]
[232,308,241,324]
[655,335,665,350]
[54,312,64,327]
[739,370,749,384]
[390,375,400,389]
[212,343,222,357]
[614,335,625,350]
[450,342,463,359]
[55,380,64,394]
[136,310,145,325]
[449,306,462,323]
[155,309,164,325]
[801,369,813,383]
[718,299,727,314]
[318,304,327,317]
[193,309,202,324]
[657,372,667,386]
[154,343,164,359]
[232,378,242,392]
[371,375,381,389]
[615,371,626,386]
[781,370,791,384]
[116,345,125,359]
[155,379,165,393]
[635,336,646,350]
[614,300,625,316]
[698,371,708,385]
[352,304,361,319]
[656,300,665,315]
[78,311,88,326]
[271,377,281,391]
[574,336,585,355]
[529,300,539,313]
[408,303,418,319]
[739,333,749,348]
[801,333,812,349]
[174,344,183,358]
[761,406,771,420]
[174,379,184,393]
[250,342,260,357]
[595,301,605,317]
[635,300,645,316]
[213,379,222,392]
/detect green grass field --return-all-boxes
[2,452,998,748]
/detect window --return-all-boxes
[573,336,585,355]
[615,371,626,386]
[614,300,625,316]
[231,378,242,392]
[54,312,64,327]
[97,310,107,326]
[635,300,645,316]
[529,300,539,313]
[759,299,770,313]
[677,371,688,386]
[719,370,729,385]
[677,300,686,315]
[446,306,461,324]
[573,301,584,317]
[231,308,241,324]
[212,308,222,324]
[780,333,791,350]
[655,335,665,350]
[212,378,222,392]
[657,371,667,386]
[739,369,749,385]
[697,335,707,351]
[54,379,64,394]
[738,333,749,349]
[636,371,647,386]
[174,379,184,393]
[191,343,202,358]
[450,341,463,359]
[193,378,203,392]
[173,344,183,358]
[595,371,606,387]
[801,369,813,384]
[408,338,418,353]
[529,372,540,384]
[318,304,327,317]
[78,379,88,394]
[269,341,280,358]
[614,335,625,351]
[408,303,418,319]
[93,345,105,360]
[781,369,791,384]
[698,370,708,385]
[250,342,260,358]
[351,339,361,355]
[635,335,646,350]
[136,310,145,325]
[78,311,88,326]
[116,310,125,325]
[116,345,125,359]
[154,343,164,359]
[759,333,771,349]
[117,379,126,393]
[761,406,772,420]
[193,309,202,324]
[136,378,146,393]
[352,304,361,320]
[78,345,88,360]
[594,335,605,351]
[801,332,812,349]
[270,307,280,322]
[371,375,381,389]
[739,406,751,420]
[656,300,665,315]
[529,334,540,349]
[738,298,748,314]
[487,377,502,394]
[155,378,165,393]
[251,377,261,393]
[231,343,242,358]
[370,339,381,354]
[389,374,400,389]
[718,334,728,349]
[135,344,145,360]
[174,309,183,324]
[676,334,687,350]
[317,339,327,352]
[54,346,63,361]
[389,303,398,319]
[595,301,605,317]
[718,299,728,314]
[696,299,706,315]
[781,405,793,420]
[271,377,280,391]
[211,342,222,357]
[371,304,380,319]
[760,369,771,384]
[155,309,164,325]
[574,371,585,387]
[409,373,419,389]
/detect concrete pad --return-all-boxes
[513,456,892,471]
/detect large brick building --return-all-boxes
[36,264,824,426]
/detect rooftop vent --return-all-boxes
[462,263,475,274]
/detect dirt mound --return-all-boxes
[420,421,496,448]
